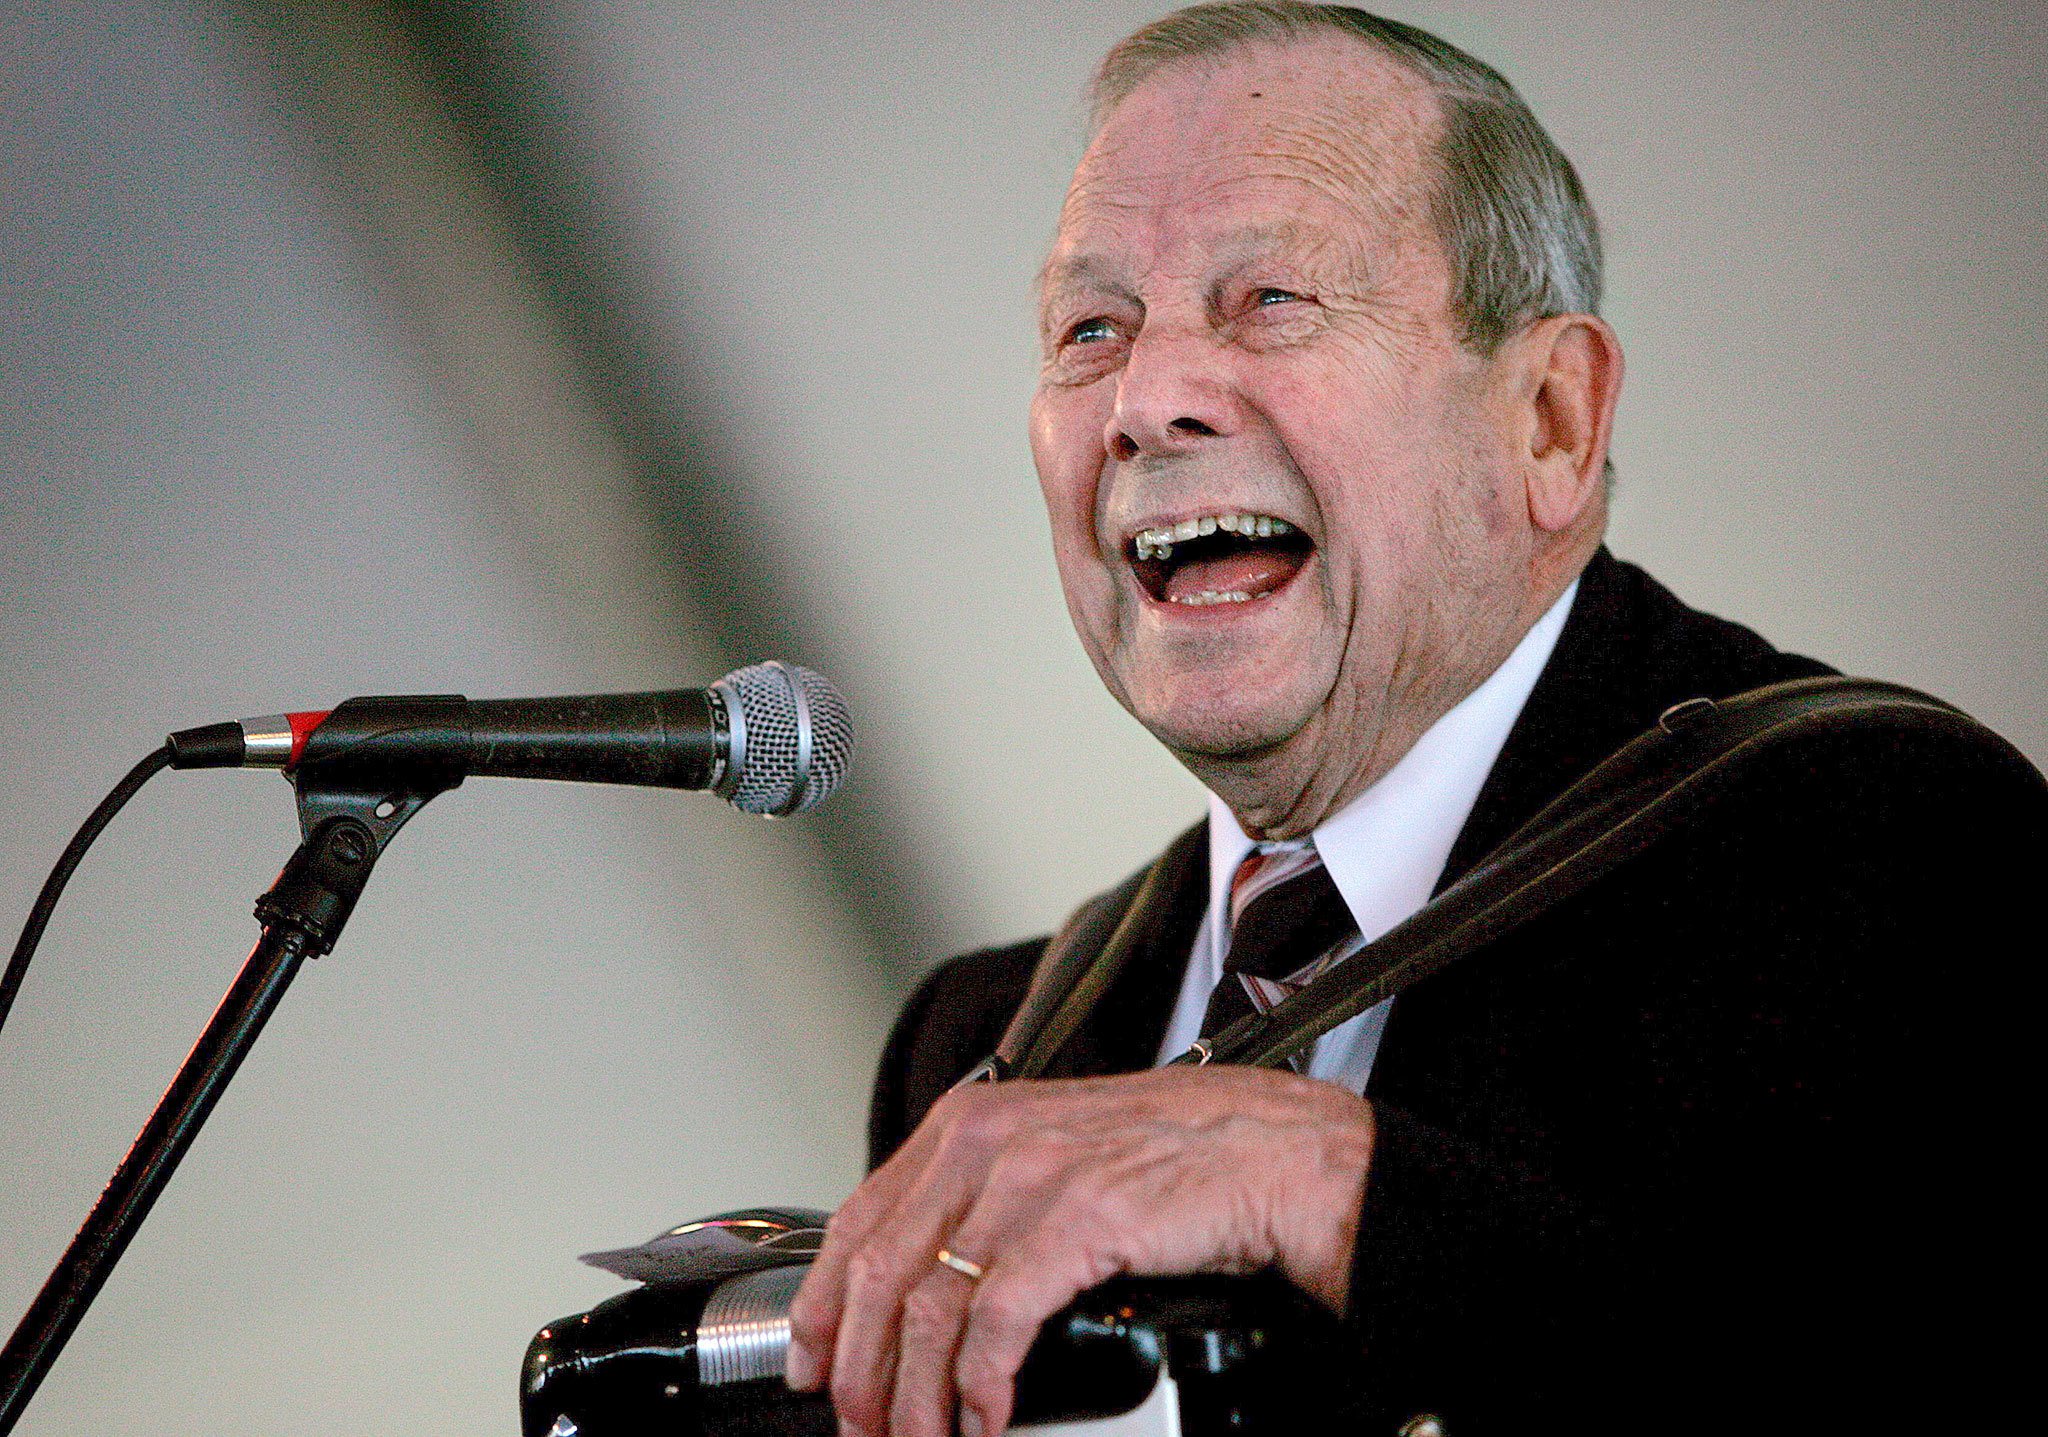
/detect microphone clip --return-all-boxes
[258,706,467,958]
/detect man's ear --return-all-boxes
[1515,313,1624,533]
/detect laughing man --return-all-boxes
[784,6,2043,1433]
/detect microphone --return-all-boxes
[162,662,852,817]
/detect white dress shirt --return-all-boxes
[1154,581,1579,1093]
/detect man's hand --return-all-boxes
[784,1066,1374,1437]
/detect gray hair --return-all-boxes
[1092,3,1602,356]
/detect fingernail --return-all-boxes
[784,1339,817,1390]
[960,1408,984,1437]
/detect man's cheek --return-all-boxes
[1046,523,1108,599]
[1029,388,1100,477]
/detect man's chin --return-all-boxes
[1096,628,1336,766]
[1126,690,1309,765]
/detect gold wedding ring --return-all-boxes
[935,1247,987,1281]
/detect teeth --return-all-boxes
[1170,589,1255,606]
[1131,513,1296,558]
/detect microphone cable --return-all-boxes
[0,746,172,1041]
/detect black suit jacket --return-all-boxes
[869,550,2045,1434]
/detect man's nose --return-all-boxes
[1104,328,1240,462]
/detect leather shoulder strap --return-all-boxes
[972,676,2039,1087]
[1188,675,2041,1071]
[976,822,1203,1082]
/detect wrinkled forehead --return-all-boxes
[1054,36,1443,266]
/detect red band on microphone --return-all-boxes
[285,710,330,767]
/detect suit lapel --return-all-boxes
[1441,546,1834,890]
[1438,548,1657,890]
[1375,547,1837,1100]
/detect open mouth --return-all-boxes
[1127,512,1313,608]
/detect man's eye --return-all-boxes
[1067,317,1117,345]
[1253,287,1303,307]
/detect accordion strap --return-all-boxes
[962,833,1186,1084]
[968,675,2002,1085]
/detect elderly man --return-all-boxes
[786,6,2039,1434]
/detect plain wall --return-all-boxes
[2,3,2040,1432]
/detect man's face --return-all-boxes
[1031,38,1540,834]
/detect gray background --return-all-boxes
[2,2,2041,1432]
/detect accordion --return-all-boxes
[522,1208,1343,1437]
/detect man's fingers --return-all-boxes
[815,1142,997,1425]
[787,1186,900,1391]
[953,1225,1115,1437]
[886,1266,977,1437]
[883,1154,1079,1437]
[824,1172,1021,1430]
[788,1102,978,1392]
[825,1242,930,1435]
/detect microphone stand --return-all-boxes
[0,767,457,1435]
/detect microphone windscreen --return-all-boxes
[715,662,853,816]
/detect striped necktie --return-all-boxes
[1197,842,1362,1064]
